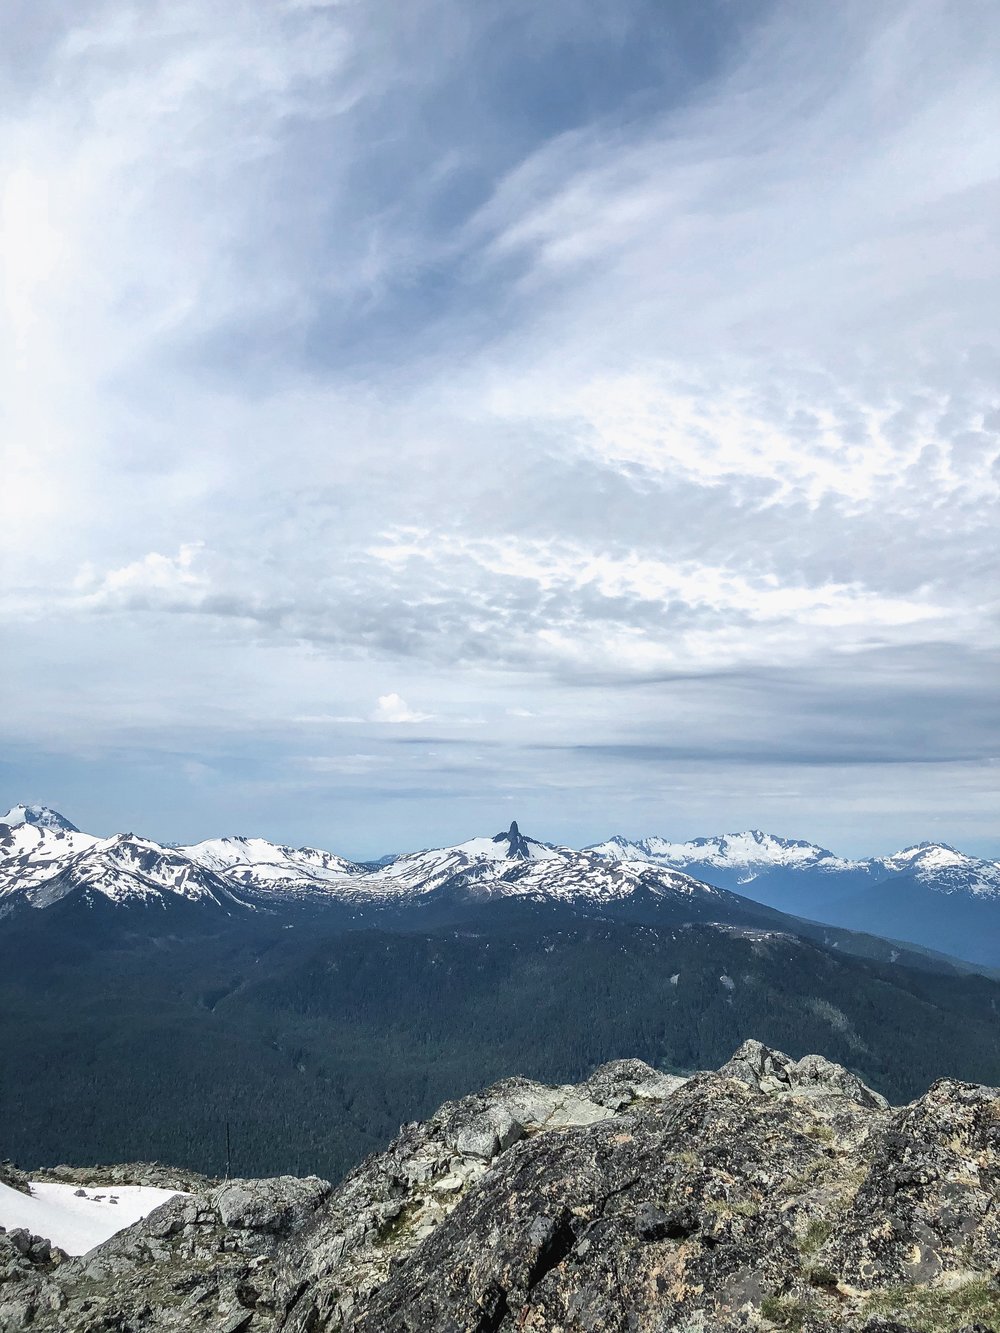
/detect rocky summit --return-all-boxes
[4,1042,1000,1333]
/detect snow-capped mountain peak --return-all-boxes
[1,804,80,833]
[0,816,100,905]
[26,834,247,910]
[182,835,360,894]
[874,843,1000,897]
[367,824,562,896]
[880,842,965,872]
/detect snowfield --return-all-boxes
[0,1179,183,1255]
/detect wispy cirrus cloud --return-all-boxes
[1,0,999,855]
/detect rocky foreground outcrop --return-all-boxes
[4,1041,1000,1332]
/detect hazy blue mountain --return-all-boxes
[589,831,1000,967]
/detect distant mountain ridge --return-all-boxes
[1,805,998,966]
[589,828,1000,966]
[0,809,751,929]
[588,829,863,876]
[588,828,1000,893]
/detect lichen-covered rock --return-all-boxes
[828,1078,1000,1288]
[274,1062,653,1332]
[4,1043,1000,1332]
[346,1070,835,1332]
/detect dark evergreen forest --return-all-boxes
[2,901,999,1183]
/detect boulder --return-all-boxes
[210,1175,331,1235]
[721,1038,888,1108]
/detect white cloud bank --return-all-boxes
[1,0,998,854]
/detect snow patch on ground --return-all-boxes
[0,1179,184,1255]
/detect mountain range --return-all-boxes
[3,805,998,968]
[0,807,827,935]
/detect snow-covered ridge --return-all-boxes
[344,835,719,906]
[184,836,359,889]
[52,834,245,907]
[2,806,999,917]
[0,810,729,915]
[587,830,863,876]
[589,829,1000,899]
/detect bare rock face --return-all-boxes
[720,1037,891,1110]
[4,1044,1000,1332]
[274,1061,676,1332]
[0,1227,67,1332]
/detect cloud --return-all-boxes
[77,543,208,607]
[370,694,433,725]
[1,0,999,854]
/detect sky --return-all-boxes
[1,0,999,859]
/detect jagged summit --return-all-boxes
[490,820,543,860]
[0,804,79,834]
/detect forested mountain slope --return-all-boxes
[2,900,1000,1181]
